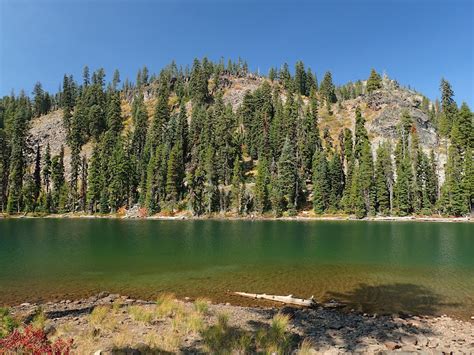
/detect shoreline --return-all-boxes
[5,293,474,353]
[1,211,472,223]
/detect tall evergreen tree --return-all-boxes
[366,68,382,93]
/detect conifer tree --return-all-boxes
[254,155,270,213]
[375,142,393,215]
[230,156,243,214]
[42,143,51,193]
[33,144,41,201]
[438,78,457,137]
[278,137,298,213]
[106,92,123,134]
[166,142,184,203]
[7,104,29,213]
[319,71,337,107]
[312,149,330,213]
[366,68,382,93]
[87,144,102,213]
[51,146,66,212]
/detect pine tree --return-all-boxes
[87,144,102,213]
[230,156,243,214]
[278,137,298,213]
[33,144,41,202]
[319,71,337,107]
[366,68,382,93]
[354,107,368,159]
[438,78,457,137]
[51,146,66,212]
[254,155,270,214]
[294,61,307,96]
[374,142,393,215]
[0,128,11,212]
[7,104,29,213]
[166,142,184,203]
[312,149,330,213]
[42,143,51,193]
[106,92,123,134]
[328,151,344,210]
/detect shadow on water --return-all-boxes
[325,282,460,316]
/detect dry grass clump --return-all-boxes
[200,313,253,353]
[193,297,210,315]
[89,305,117,332]
[155,293,182,318]
[31,307,47,330]
[297,338,317,354]
[128,305,154,324]
[256,313,291,353]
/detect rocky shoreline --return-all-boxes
[5,293,474,353]
[1,211,472,223]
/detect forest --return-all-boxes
[0,58,472,218]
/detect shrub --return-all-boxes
[0,325,73,354]
[0,308,18,339]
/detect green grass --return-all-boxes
[0,307,18,338]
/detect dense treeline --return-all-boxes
[0,59,472,217]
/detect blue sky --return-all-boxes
[1,0,473,106]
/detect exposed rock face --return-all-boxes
[26,74,446,181]
[365,88,438,148]
[26,110,94,179]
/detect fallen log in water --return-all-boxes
[234,292,316,307]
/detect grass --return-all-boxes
[156,293,182,318]
[128,305,154,324]
[200,313,253,353]
[256,313,291,353]
[194,297,210,315]
[297,338,317,354]
[0,307,18,338]
[31,307,46,330]
[89,305,109,327]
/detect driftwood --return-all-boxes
[235,292,316,307]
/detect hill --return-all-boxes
[0,59,472,217]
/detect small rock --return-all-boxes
[20,302,31,307]
[400,335,418,345]
[384,341,401,350]
[44,324,56,336]
[225,302,231,306]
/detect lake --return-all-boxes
[0,219,473,319]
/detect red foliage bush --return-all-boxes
[0,325,73,354]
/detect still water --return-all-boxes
[0,219,472,318]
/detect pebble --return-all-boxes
[384,341,401,350]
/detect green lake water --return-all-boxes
[0,219,473,319]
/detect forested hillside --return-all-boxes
[0,59,472,218]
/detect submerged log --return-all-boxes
[234,292,316,307]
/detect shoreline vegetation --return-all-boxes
[1,211,472,223]
[2,293,473,353]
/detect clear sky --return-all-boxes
[1,0,473,106]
